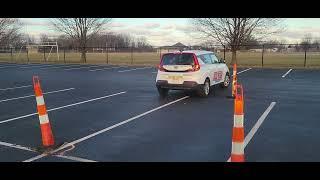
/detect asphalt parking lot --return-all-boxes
[0,62,319,162]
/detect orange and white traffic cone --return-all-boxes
[231,84,245,162]
[33,76,55,147]
[232,63,237,98]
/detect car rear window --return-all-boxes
[161,53,195,65]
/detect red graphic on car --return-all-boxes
[213,71,223,81]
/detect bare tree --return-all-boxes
[15,34,36,46]
[136,36,151,48]
[191,18,283,64]
[312,38,320,50]
[50,18,111,62]
[0,18,22,46]
[55,35,78,48]
[300,33,313,51]
[39,34,53,43]
[241,35,261,50]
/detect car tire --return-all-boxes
[197,79,210,97]
[220,73,230,88]
[157,86,169,97]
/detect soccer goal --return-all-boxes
[27,42,59,62]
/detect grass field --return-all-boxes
[0,51,319,67]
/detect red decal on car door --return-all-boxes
[213,71,222,81]
[218,71,222,80]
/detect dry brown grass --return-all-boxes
[0,51,319,67]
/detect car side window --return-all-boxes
[196,56,205,65]
[201,54,213,64]
[210,54,219,64]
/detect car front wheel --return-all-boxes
[220,73,230,88]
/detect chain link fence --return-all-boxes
[0,45,319,67]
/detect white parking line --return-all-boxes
[64,65,104,71]
[89,66,126,72]
[281,69,292,78]
[0,113,38,124]
[22,64,66,68]
[0,140,96,162]
[0,63,15,66]
[0,88,75,103]
[0,91,126,124]
[243,102,276,148]
[22,96,189,162]
[0,85,32,91]
[118,67,153,73]
[0,63,28,66]
[54,155,97,162]
[0,140,36,152]
[236,68,252,75]
[19,64,58,69]
[0,64,29,68]
[227,102,276,162]
[37,65,84,70]
[0,66,19,69]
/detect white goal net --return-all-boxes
[27,42,59,61]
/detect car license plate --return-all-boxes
[168,75,183,84]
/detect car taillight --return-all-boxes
[187,54,200,72]
[193,64,200,71]
[187,64,200,72]
[158,64,166,72]
[158,54,166,72]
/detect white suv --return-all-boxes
[156,50,230,97]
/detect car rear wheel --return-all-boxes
[157,86,169,97]
[220,73,230,88]
[197,79,210,97]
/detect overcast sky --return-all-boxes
[20,18,320,46]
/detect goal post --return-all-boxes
[27,42,60,62]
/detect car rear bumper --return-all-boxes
[156,80,201,90]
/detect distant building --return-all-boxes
[265,48,279,52]
[248,48,279,53]
[280,47,296,53]
[248,48,263,53]
[157,42,188,53]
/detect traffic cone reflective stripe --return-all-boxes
[234,115,244,127]
[33,76,55,147]
[231,84,245,162]
[232,142,244,154]
[36,96,45,105]
[232,63,237,98]
[39,114,50,124]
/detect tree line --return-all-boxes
[1,18,320,64]
[35,33,152,49]
[0,18,153,62]
[198,34,320,52]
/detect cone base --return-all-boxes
[35,142,66,153]
[40,123,55,147]
[231,154,245,162]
